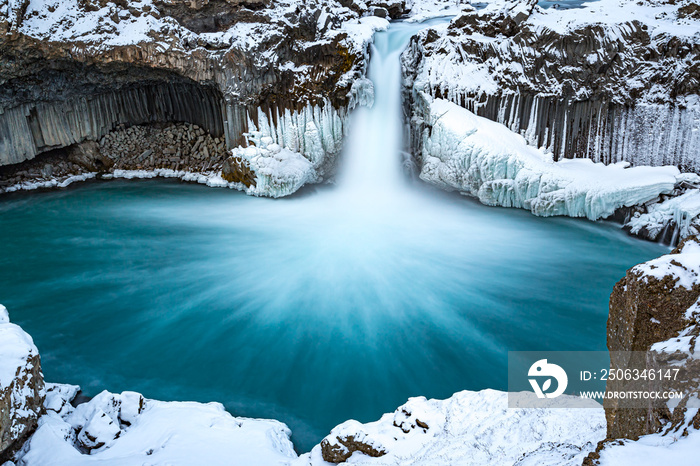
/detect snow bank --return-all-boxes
[298,389,605,465]
[17,386,298,465]
[405,0,471,22]
[418,97,680,220]
[233,144,315,198]
[598,425,700,466]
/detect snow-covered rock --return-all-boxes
[298,389,605,465]
[624,184,700,244]
[16,387,299,465]
[602,236,700,455]
[416,96,680,221]
[0,305,45,461]
[596,417,700,466]
[402,0,700,169]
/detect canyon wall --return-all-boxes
[0,0,384,180]
[402,0,700,171]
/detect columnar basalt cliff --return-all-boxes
[0,0,388,195]
[402,0,700,171]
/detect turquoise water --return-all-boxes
[0,18,668,453]
[0,179,667,452]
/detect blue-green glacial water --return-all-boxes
[0,19,668,453]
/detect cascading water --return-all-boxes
[0,20,669,453]
[338,22,430,192]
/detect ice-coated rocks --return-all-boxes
[415,96,681,221]
[0,305,45,462]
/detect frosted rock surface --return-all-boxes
[17,388,298,465]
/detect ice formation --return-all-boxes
[625,187,700,243]
[418,96,681,221]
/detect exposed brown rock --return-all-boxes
[68,141,114,172]
[320,434,387,463]
[606,236,700,440]
[222,155,256,187]
[583,236,700,464]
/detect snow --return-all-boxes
[18,0,176,47]
[598,396,700,466]
[626,188,700,242]
[233,144,316,198]
[418,96,680,220]
[296,389,605,465]
[1,173,98,194]
[0,311,39,393]
[633,238,700,289]
[405,0,472,22]
[17,387,298,466]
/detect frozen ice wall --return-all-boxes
[417,95,682,221]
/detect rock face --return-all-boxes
[605,236,700,440]
[0,0,383,183]
[0,305,45,462]
[402,0,700,171]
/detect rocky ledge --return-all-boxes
[583,235,700,464]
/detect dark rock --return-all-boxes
[67,141,114,172]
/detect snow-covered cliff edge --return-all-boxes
[0,305,44,463]
[402,0,700,170]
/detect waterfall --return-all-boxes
[337,19,450,196]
